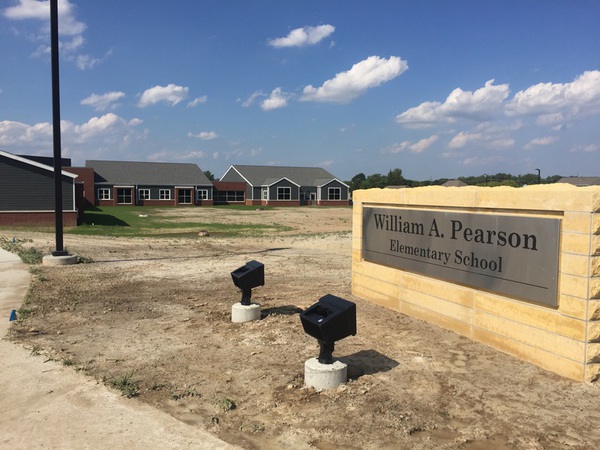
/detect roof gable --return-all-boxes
[0,149,77,178]
[85,160,212,185]
[227,165,347,187]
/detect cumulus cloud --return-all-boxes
[81,91,126,111]
[0,114,144,153]
[268,24,335,48]
[507,70,600,118]
[240,91,264,108]
[148,150,207,161]
[188,131,218,140]
[396,79,510,127]
[523,136,559,150]
[261,87,292,110]
[570,144,599,153]
[384,135,439,154]
[187,96,208,107]
[301,56,407,103]
[448,130,514,150]
[3,0,104,70]
[138,84,189,107]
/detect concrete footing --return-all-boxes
[231,302,261,323]
[304,357,347,390]
[42,254,78,266]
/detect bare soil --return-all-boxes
[6,207,600,449]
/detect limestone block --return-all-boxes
[585,364,600,383]
[589,300,600,320]
[587,321,600,342]
[401,274,474,308]
[558,294,589,320]
[403,289,473,324]
[561,253,593,277]
[561,233,593,256]
[560,273,593,299]
[586,343,600,363]
[400,301,473,337]
[352,283,399,311]
[563,211,593,234]
[473,292,587,340]
[473,310,585,361]
[473,328,584,382]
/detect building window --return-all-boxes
[178,189,192,204]
[197,189,209,200]
[139,189,150,200]
[277,187,291,200]
[214,191,244,202]
[117,188,132,204]
[98,188,111,200]
[159,189,171,200]
[328,187,341,200]
[262,188,268,200]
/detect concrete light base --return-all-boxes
[231,302,261,323]
[42,254,78,266]
[304,357,347,390]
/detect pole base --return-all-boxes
[304,357,347,390]
[42,254,77,266]
[231,302,261,323]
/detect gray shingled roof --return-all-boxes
[557,177,600,186]
[86,160,212,185]
[227,165,346,187]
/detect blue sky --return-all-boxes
[1,0,599,181]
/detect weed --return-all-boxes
[62,358,75,367]
[170,388,201,401]
[108,371,140,398]
[0,237,43,264]
[30,346,41,356]
[214,396,236,413]
[17,307,30,320]
[77,255,95,264]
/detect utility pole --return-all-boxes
[50,0,67,256]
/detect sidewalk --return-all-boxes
[0,248,237,449]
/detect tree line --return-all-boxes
[346,169,563,192]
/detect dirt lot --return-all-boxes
[5,206,600,449]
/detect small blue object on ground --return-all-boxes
[9,310,17,321]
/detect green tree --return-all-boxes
[204,170,215,181]
[386,168,405,186]
[349,173,366,191]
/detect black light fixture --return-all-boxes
[230,260,264,306]
[300,294,357,364]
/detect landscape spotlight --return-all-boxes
[230,260,264,306]
[300,294,356,364]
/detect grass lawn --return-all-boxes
[67,206,290,238]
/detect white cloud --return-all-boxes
[301,56,407,103]
[261,87,291,110]
[318,160,334,168]
[3,0,102,70]
[240,91,264,108]
[188,131,218,140]
[396,79,510,126]
[0,114,144,152]
[268,24,335,48]
[570,144,599,153]
[523,136,559,150]
[384,135,439,154]
[148,150,207,161]
[507,70,600,118]
[138,84,189,107]
[448,130,514,150]
[81,91,126,111]
[187,96,208,107]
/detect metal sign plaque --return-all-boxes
[362,207,560,307]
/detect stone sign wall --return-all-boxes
[351,185,600,382]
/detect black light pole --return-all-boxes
[535,168,541,184]
[50,0,67,256]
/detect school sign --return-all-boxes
[362,207,561,307]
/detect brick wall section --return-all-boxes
[0,211,78,227]
[352,185,600,382]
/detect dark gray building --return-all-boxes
[85,160,214,207]
[0,149,78,226]
[218,165,350,206]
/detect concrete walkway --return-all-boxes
[0,248,237,449]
